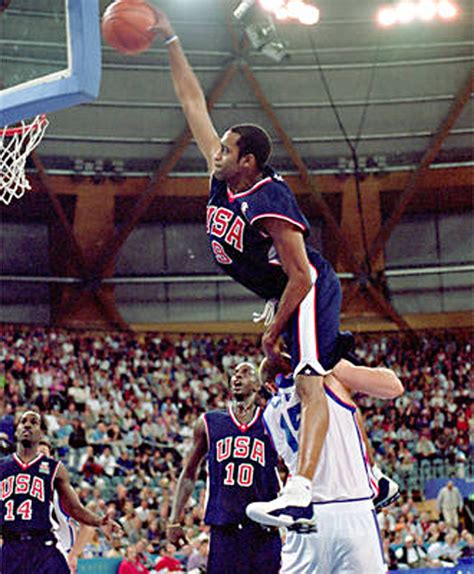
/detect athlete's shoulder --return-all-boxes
[39,454,61,468]
[259,166,292,194]
[204,408,228,421]
[0,454,14,469]
[203,408,229,422]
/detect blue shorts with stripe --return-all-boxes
[208,521,281,574]
[1,538,69,574]
[283,255,343,376]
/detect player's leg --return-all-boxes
[290,260,342,483]
[0,541,26,574]
[248,526,282,574]
[207,525,250,574]
[32,544,70,574]
[280,509,331,574]
[294,372,328,480]
[333,508,387,573]
[248,262,341,529]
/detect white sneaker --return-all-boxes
[246,476,317,532]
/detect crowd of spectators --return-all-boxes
[1,325,472,572]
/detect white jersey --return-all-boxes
[263,377,378,503]
[264,375,386,573]
[51,491,76,553]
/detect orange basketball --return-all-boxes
[102,0,158,55]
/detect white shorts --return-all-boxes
[281,499,387,574]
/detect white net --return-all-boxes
[0,115,49,205]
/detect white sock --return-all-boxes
[289,474,312,492]
[372,464,384,481]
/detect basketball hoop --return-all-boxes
[0,114,49,205]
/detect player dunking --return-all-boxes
[0,410,121,574]
[166,362,282,574]
[247,356,404,573]
[154,9,346,529]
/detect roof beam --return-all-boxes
[91,60,238,278]
[367,69,474,268]
[239,62,416,333]
[239,62,361,274]
[31,152,129,330]
[364,282,414,333]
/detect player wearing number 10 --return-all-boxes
[166,362,281,574]
[0,410,119,574]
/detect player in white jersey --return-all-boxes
[247,357,404,574]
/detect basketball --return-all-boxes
[101,0,158,55]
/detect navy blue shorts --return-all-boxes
[208,522,281,574]
[283,256,342,376]
[1,539,70,574]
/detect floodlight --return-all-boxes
[259,0,285,11]
[297,4,320,24]
[377,0,460,27]
[438,0,457,18]
[417,0,437,20]
[377,6,397,26]
[274,6,290,19]
[286,0,306,19]
[396,2,417,23]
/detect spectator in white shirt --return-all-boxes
[98,445,117,478]
[437,480,464,528]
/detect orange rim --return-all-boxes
[0,114,48,137]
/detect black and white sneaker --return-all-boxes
[373,475,400,511]
[246,476,317,532]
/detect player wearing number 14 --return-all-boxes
[0,410,120,574]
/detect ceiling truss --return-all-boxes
[27,4,474,334]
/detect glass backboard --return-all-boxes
[0,0,101,126]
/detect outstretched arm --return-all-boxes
[333,359,404,399]
[167,415,208,544]
[54,463,122,537]
[153,10,220,170]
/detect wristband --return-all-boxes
[164,34,179,46]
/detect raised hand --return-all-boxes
[166,523,188,547]
[100,515,124,541]
[148,7,175,39]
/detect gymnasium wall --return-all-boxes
[1,211,472,326]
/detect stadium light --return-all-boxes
[438,0,458,18]
[417,0,437,20]
[257,0,320,25]
[376,0,459,26]
[260,0,285,11]
[377,6,398,26]
[396,2,417,23]
[296,3,320,24]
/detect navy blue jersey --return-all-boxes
[0,453,59,536]
[207,166,329,300]
[203,406,280,526]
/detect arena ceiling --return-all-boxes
[3,0,473,174]
[1,0,473,332]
